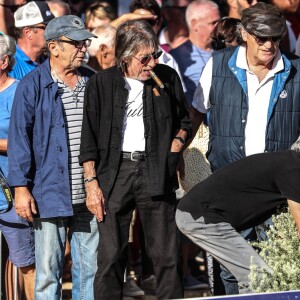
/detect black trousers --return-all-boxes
[94,158,183,300]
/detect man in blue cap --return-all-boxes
[8,15,98,300]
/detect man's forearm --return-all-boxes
[175,129,188,142]
[83,160,97,178]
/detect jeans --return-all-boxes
[34,205,99,300]
[94,158,183,300]
[176,210,272,294]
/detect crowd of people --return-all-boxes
[0,0,300,299]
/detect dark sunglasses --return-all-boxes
[0,3,22,13]
[30,25,47,30]
[252,35,282,45]
[57,39,92,49]
[133,49,163,65]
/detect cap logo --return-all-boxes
[46,10,52,16]
[72,17,83,28]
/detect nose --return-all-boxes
[264,39,275,49]
[79,44,88,52]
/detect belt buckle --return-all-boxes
[130,151,139,162]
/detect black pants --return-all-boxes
[94,158,183,299]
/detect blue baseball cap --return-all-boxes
[45,15,96,41]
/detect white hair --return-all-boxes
[88,24,116,57]
[0,34,16,71]
[185,0,219,29]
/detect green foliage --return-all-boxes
[250,209,300,292]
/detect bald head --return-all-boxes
[186,0,219,29]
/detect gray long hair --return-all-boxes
[0,34,16,72]
[115,20,159,73]
[291,136,300,153]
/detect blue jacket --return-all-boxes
[7,59,94,218]
[207,46,300,171]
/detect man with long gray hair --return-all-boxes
[79,19,191,299]
[176,137,300,294]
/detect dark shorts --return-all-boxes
[0,206,35,267]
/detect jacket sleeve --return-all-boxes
[170,68,192,138]
[7,80,35,187]
[79,75,100,164]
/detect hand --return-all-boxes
[85,180,106,222]
[170,138,184,153]
[124,11,158,21]
[14,186,37,222]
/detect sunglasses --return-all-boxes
[133,49,163,65]
[30,25,47,30]
[252,34,282,45]
[57,39,92,49]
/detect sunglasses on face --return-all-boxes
[133,49,163,65]
[57,39,92,49]
[252,34,282,45]
[30,25,47,30]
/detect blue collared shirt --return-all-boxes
[9,45,38,80]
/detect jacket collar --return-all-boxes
[39,58,95,88]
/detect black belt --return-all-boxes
[122,151,145,161]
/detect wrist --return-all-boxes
[174,136,185,145]
[84,176,97,184]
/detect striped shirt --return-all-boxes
[52,72,86,205]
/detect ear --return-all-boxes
[0,56,9,70]
[240,28,248,42]
[47,40,59,56]
[99,44,108,58]
[191,18,198,31]
[23,27,34,40]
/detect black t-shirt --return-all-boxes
[177,150,300,231]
